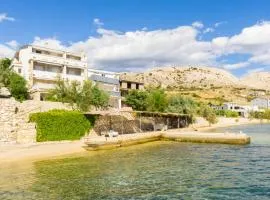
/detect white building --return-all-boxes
[217,102,258,118]
[11,45,88,100]
[88,69,121,109]
[251,97,270,109]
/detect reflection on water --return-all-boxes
[0,124,270,199]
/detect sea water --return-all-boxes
[0,124,270,199]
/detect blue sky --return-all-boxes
[1,0,270,76]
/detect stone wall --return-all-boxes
[0,98,18,143]
[0,98,71,144]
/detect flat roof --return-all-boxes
[88,69,120,75]
[18,44,85,57]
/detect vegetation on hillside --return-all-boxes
[125,88,218,125]
[30,109,92,142]
[47,79,109,112]
[0,58,28,101]
[249,110,270,120]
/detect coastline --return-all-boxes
[0,117,268,164]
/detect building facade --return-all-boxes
[215,102,258,118]
[120,79,144,96]
[251,97,270,109]
[88,69,121,109]
[11,45,88,100]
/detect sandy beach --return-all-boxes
[0,117,268,163]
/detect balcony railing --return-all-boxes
[33,70,60,80]
[32,53,86,69]
[66,74,84,82]
[89,74,119,85]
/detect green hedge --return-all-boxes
[30,109,91,142]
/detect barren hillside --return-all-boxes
[121,66,270,104]
[241,72,270,90]
[121,66,242,89]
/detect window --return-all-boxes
[136,84,139,89]
[18,69,21,74]
[127,82,131,89]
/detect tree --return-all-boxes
[200,105,218,126]
[0,58,28,101]
[8,72,28,101]
[0,58,12,87]
[90,85,109,110]
[166,95,198,115]
[125,89,148,111]
[146,88,168,112]
[47,79,109,112]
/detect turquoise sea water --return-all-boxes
[0,124,270,199]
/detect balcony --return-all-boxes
[89,74,119,85]
[31,53,87,69]
[66,74,84,82]
[33,70,61,80]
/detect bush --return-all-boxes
[200,105,218,125]
[30,109,91,142]
[146,88,168,112]
[215,110,239,118]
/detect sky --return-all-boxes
[1,0,270,76]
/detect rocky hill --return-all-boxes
[241,72,270,90]
[121,66,243,89]
[120,66,270,104]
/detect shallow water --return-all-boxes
[1,124,270,199]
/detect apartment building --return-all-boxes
[11,45,87,100]
[88,69,121,109]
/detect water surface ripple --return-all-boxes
[0,124,270,199]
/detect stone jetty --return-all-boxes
[84,130,251,150]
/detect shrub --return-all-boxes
[215,110,239,118]
[30,109,91,142]
[146,88,168,112]
[200,105,218,125]
[125,89,148,111]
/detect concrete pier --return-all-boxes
[84,130,251,150]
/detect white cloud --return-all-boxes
[212,21,270,66]
[6,40,19,49]
[32,37,66,50]
[214,21,227,27]
[0,13,15,22]
[93,18,104,26]
[2,20,270,75]
[223,62,250,70]
[69,26,214,71]
[0,44,15,58]
[203,27,215,34]
[192,21,204,29]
